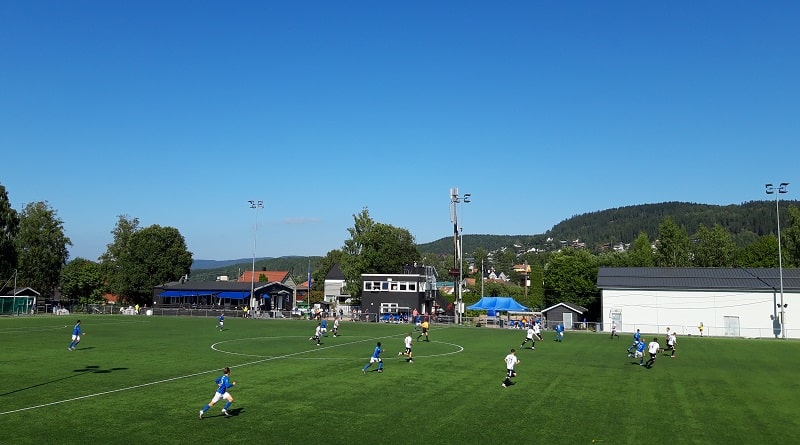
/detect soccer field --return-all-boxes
[2,315,799,445]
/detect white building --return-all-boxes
[597,267,800,339]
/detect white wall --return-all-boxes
[324,279,345,299]
[601,289,799,339]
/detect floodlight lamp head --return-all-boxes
[464,193,471,203]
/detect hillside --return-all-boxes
[191,200,799,277]
[416,200,800,255]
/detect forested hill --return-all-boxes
[417,200,800,256]
[191,200,799,276]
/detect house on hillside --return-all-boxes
[485,268,509,283]
[596,267,800,339]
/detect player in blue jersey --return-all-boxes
[627,329,642,356]
[320,318,328,336]
[634,339,647,365]
[554,323,564,342]
[362,342,384,373]
[218,314,224,331]
[200,367,236,418]
[67,320,84,351]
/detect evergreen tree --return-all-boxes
[655,217,691,267]
[0,183,19,282]
[781,205,800,267]
[628,232,655,267]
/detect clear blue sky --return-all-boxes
[2,1,799,262]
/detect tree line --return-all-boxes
[0,182,192,307]
[3,178,799,314]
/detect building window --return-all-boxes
[380,302,398,313]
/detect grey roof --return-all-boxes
[1,287,40,297]
[597,267,800,292]
[542,302,588,314]
[326,263,345,280]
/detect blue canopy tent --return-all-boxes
[467,296,529,312]
[467,297,530,327]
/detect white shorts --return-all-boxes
[211,391,231,403]
[369,357,382,364]
[71,335,81,341]
[634,351,643,359]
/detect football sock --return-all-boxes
[202,405,210,413]
[224,401,231,410]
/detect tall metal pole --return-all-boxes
[450,188,470,325]
[248,200,263,311]
[480,259,484,299]
[766,183,789,339]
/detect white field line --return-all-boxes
[0,330,462,416]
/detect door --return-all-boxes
[723,316,740,337]
[563,312,573,329]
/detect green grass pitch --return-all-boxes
[2,315,800,444]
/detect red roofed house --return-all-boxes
[239,268,298,311]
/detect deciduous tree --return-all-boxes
[60,258,104,304]
[543,248,599,308]
[15,201,71,298]
[340,207,420,298]
[692,224,737,267]
[100,217,192,305]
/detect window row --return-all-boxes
[363,281,419,292]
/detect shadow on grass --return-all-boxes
[0,365,129,397]
[206,407,244,419]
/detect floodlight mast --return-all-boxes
[765,183,789,339]
[450,188,471,324]
[249,200,264,310]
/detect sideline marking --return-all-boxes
[0,319,148,334]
